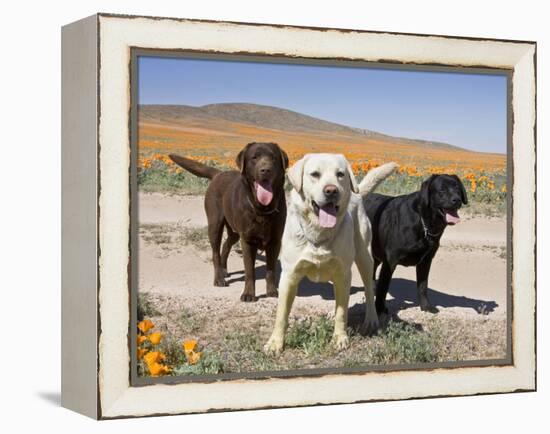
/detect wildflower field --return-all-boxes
[137,121,507,215]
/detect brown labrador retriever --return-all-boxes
[169,142,289,302]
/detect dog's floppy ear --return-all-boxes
[451,174,469,205]
[287,155,307,192]
[420,174,437,209]
[235,143,254,174]
[270,142,289,170]
[345,159,359,193]
[279,147,289,170]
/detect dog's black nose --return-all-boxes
[451,196,461,206]
[259,167,272,176]
[324,184,339,197]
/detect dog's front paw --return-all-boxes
[213,277,228,287]
[240,291,257,302]
[265,287,279,298]
[360,317,379,336]
[332,333,350,350]
[375,302,389,316]
[264,335,284,356]
[420,301,439,313]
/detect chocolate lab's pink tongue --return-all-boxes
[445,210,460,225]
[255,181,273,206]
[319,204,337,228]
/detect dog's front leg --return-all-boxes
[265,240,281,298]
[375,261,395,315]
[332,271,351,350]
[240,241,257,302]
[355,245,379,336]
[416,255,438,313]
[264,270,300,355]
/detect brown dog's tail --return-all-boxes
[168,154,222,179]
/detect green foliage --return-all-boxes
[137,158,229,194]
[368,173,423,197]
[172,351,225,376]
[222,331,277,372]
[363,320,440,364]
[138,164,211,194]
[285,316,335,356]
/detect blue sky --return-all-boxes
[138,56,508,154]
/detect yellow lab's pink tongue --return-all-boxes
[319,203,337,228]
[445,210,460,225]
[255,181,273,206]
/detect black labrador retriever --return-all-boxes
[364,174,468,314]
[169,142,288,302]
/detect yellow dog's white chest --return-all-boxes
[294,250,345,283]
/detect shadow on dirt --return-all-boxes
[226,257,498,315]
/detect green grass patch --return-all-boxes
[221,331,278,372]
[169,330,275,375]
[172,352,226,376]
[282,316,440,366]
[137,304,506,378]
[138,159,227,194]
[285,316,334,356]
[360,320,440,364]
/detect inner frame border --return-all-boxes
[128,47,514,387]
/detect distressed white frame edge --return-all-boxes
[61,14,99,419]
[93,14,535,419]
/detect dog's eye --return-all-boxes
[336,171,345,178]
[310,171,321,179]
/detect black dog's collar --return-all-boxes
[246,195,280,215]
[420,216,443,239]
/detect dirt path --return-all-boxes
[138,192,507,317]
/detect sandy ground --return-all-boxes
[138,192,507,319]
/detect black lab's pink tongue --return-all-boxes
[255,181,273,206]
[445,210,460,225]
[319,204,337,228]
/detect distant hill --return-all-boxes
[139,103,466,152]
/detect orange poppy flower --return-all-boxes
[148,332,162,345]
[148,362,171,377]
[143,351,166,366]
[186,351,202,365]
[182,340,197,354]
[137,319,154,334]
[182,340,202,365]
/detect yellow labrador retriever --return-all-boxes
[264,154,397,355]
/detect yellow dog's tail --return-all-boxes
[358,162,399,196]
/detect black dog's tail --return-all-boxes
[169,154,222,180]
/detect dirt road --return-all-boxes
[138,192,507,317]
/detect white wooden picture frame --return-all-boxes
[61,13,536,419]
